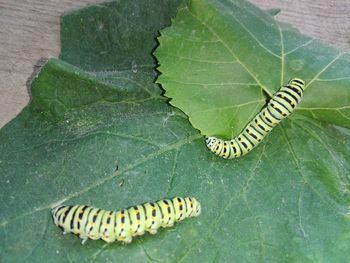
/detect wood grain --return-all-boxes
[0,0,102,128]
[249,0,350,48]
[0,0,349,128]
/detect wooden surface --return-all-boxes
[0,0,349,128]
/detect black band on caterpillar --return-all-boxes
[52,196,201,244]
[206,78,305,159]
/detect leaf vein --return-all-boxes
[187,10,273,97]
[0,134,202,227]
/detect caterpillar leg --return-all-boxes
[122,236,133,244]
[148,229,158,235]
[101,235,116,243]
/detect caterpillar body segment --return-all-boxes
[206,78,305,159]
[52,197,201,244]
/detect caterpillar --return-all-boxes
[206,78,305,159]
[52,196,201,244]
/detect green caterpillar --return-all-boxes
[206,78,305,158]
[52,196,201,244]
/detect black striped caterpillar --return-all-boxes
[52,196,201,244]
[206,78,305,158]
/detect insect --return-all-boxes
[206,78,305,159]
[52,196,201,244]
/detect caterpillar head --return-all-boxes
[51,205,65,225]
[192,197,201,217]
[205,137,217,148]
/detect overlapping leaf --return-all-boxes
[156,0,350,138]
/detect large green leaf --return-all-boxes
[1,0,350,262]
[156,0,350,138]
